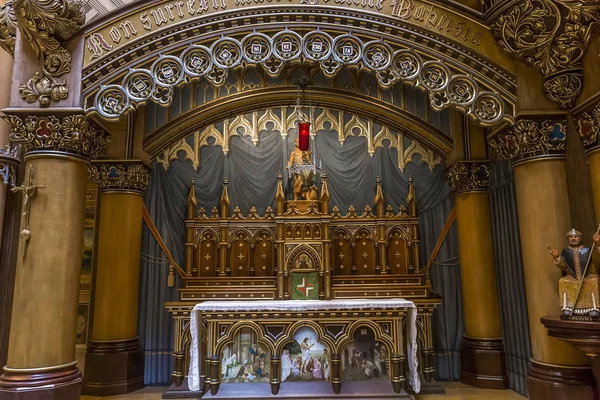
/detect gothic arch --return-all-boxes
[81,7,516,130]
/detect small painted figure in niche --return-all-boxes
[323,348,331,381]
[548,229,600,317]
[312,357,323,379]
[300,337,315,374]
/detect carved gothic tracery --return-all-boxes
[155,107,443,173]
[488,117,567,162]
[490,0,600,109]
[93,28,509,125]
[446,162,490,194]
[11,0,85,106]
[3,114,110,160]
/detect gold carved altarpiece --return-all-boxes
[166,172,441,390]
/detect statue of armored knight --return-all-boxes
[548,228,600,318]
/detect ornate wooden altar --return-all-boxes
[187,299,419,398]
[165,174,442,394]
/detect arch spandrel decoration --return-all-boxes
[80,5,517,127]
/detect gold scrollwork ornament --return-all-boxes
[12,0,85,106]
[491,0,600,109]
[0,0,17,56]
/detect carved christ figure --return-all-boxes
[548,229,600,317]
[288,138,314,201]
[288,138,312,168]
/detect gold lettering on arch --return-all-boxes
[84,0,489,65]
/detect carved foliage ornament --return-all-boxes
[578,100,600,150]
[94,29,506,125]
[12,0,85,106]
[3,114,110,159]
[491,0,600,109]
[488,118,567,161]
[446,162,490,194]
[0,1,17,56]
[89,162,150,193]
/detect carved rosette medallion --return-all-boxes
[490,0,600,109]
[0,145,20,186]
[89,161,151,194]
[10,0,85,106]
[446,162,490,195]
[3,114,110,160]
[577,100,600,154]
[489,118,567,163]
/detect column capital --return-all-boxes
[89,160,151,195]
[0,144,20,186]
[446,161,490,195]
[3,113,110,161]
[489,0,600,109]
[576,99,600,155]
[489,116,567,164]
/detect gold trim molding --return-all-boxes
[488,117,567,163]
[446,161,490,194]
[89,160,151,194]
[3,114,111,160]
[490,0,600,109]
[155,106,442,173]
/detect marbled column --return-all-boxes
[0,114,109,400]
[489,117,593,399]
[446,161,508,389]
[82,160,150,396]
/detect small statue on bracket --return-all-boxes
[547,228,600,318]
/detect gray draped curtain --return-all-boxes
[138,128,463,384]
[489,160,532,396]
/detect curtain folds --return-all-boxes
[489,160,532,396]
[138,129,463,384]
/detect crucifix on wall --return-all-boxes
[11,165,46,258]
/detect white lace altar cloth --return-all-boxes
[188,299,420,393]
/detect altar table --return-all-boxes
[188,299,420,396]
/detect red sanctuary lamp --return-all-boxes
[298,121,311,151]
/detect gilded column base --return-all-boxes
[528,360,596,400]
[81,338,144,397]
[460,336,509,389]
[0,362,81,400]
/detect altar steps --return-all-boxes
[163,379,414,399]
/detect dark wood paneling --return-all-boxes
[528,359,597,400]
[460,336,509,390]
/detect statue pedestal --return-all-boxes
[541,316,600,396]
[285,200,321,213]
